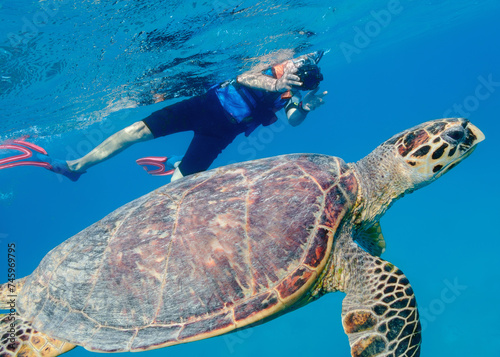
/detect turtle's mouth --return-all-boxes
[434,145,475,178]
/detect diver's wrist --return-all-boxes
[298,101,310,113]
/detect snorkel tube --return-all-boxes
[299,50,324,65]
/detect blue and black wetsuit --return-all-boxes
[142,81,291,176]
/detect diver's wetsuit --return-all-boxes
[142,83,291,176]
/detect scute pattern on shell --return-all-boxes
[18,154,359,352]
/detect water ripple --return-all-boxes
[0,0,498,141]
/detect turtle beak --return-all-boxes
[440,119,485,149]
[430,119,485,179]
[467,122,485,144]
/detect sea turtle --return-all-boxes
[0,118,484,357]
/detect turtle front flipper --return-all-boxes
[355,222,386,257]
[0,281,76,357]
[340,244,421,356]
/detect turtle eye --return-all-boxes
[442,126,465,144]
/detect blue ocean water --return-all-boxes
[1,0,499,356]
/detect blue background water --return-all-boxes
[1,1,499,356]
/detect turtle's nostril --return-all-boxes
[442,126,465,143]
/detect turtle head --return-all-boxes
[355,118,484,225]
[387,118,485,186]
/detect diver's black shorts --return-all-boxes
[142,89,244,176]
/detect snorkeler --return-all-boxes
[0,51,327,182]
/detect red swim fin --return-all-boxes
[136,156,176,176]
[0,139,82,182]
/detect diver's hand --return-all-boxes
[274,60,302,92]
[301,88,328,111]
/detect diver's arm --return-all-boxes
[236,60,302,92]
[285,89,328,127]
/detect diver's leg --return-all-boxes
[67,121,153,173]
[170,166,184,181]
[172,132,234,182]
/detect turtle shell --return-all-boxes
[18,154,359,352]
